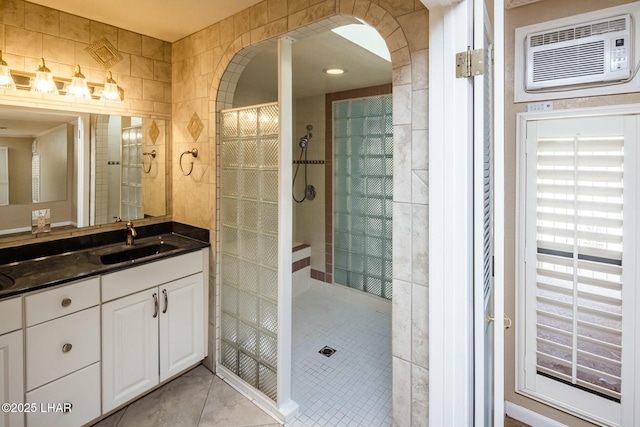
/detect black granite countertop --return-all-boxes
[0,222,209,300]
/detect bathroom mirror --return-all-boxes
[0,105,168,236]
[0,108,73,206]
[90,114,167,226]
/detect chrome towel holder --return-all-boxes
[179,148,198,176]
[142,150,156,174]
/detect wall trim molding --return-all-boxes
[505,401,568,427]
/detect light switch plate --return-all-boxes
[527,101,554,112]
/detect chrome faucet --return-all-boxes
[126,220,137,246]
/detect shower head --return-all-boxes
[299,124,313,148]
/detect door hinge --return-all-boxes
[456,47,485,78]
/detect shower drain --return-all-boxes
[318,346,336,357]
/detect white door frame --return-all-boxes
[493,0,506,425]
[424,0,505,425]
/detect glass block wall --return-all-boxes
[220,103,279,401]
[333,95,393,299]
[121,125,142,220]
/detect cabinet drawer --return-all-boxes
[25,277,99,326]
[0,297,22,335]
[102,251,203,302]
[26,307,100,391]
[26,362,100,427]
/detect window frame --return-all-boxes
[515,105,640,427]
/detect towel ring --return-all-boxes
[179,148,198,176]
[142,150,156,174]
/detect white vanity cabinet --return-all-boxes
[101,250,206,413]
[0,297,24,427]
[23,277,101,427]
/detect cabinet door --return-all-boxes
[159,273,204,382]
[102,288,159,413]
[0,331,24,427]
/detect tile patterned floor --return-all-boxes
[287,286,392,427]
[92,365,280,427]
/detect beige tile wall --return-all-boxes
[172,0,429,424]
[0,0,172,118]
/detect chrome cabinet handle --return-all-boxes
[162,289,168,314]
[153,293,158,318]
[61,298,72,307]
[62,343,72,353]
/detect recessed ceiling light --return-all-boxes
[323,68,346,75]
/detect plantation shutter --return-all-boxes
[534,131,624,401]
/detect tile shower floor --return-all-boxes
[94,285,392,427]
[288,285,392,427]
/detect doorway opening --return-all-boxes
[215,16,394,424]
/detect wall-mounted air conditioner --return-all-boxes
[526,15,631,91]
[514,2,640,103]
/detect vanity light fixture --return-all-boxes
[100,71,121,101]
[0,50,16,90]
[31,58,58,94]
[65,65,92,100]
[2,63,125,100]
[323,68,346,75]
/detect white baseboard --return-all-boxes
[505,401,568,427]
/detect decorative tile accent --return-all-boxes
[85,37,123,70]
[148,120,160,144]
[292,257,310,272]
[292,159,325,164]
[188,112,204,142]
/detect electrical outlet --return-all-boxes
[527,101,554,112]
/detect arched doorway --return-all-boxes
[210,10,420,419]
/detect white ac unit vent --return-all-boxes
[525,14,632,91]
